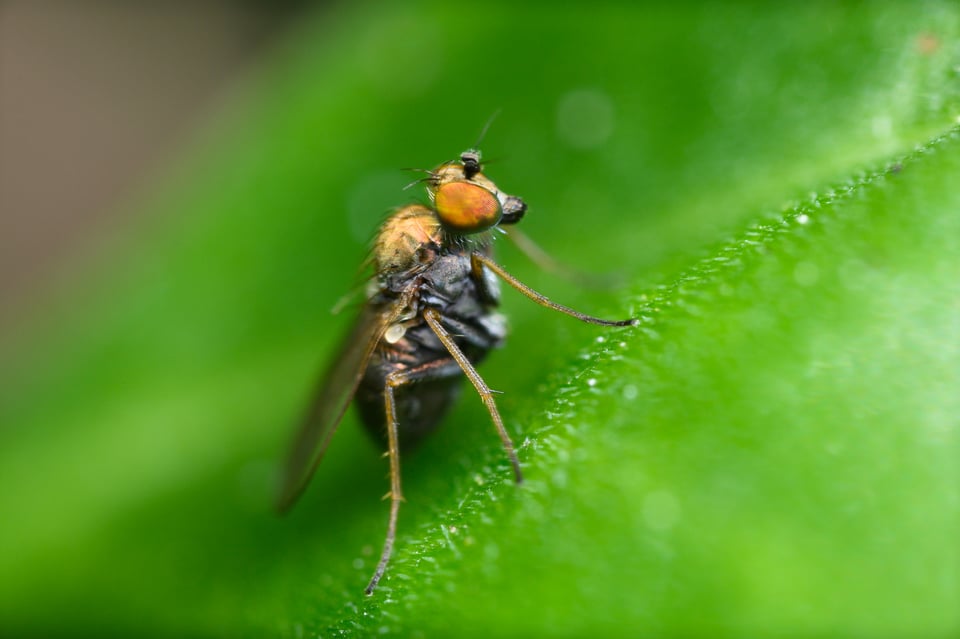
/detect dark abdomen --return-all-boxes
[355,323,495,449]
[356,369,464,449]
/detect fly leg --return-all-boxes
[366,357,464,595]
[423,308,524,484]
[471,252,638,327]
[502,226,625,289]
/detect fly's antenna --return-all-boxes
[462,109,502,179]
[461,150,482,179]
[474,108,502,149]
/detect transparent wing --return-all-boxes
[276,295,408,512]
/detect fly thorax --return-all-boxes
[420,253,474,303]
[374,205,442,275]
[480,259,501,304]
[477,311,508,344]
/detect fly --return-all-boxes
[277,144,636,594]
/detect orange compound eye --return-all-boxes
[434,181,503,234]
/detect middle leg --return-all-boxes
[423,307,524,484]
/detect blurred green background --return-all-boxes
[1,2,959,637]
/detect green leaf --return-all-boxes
[2,2,958,637]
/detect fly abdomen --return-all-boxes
[356,335,475,449]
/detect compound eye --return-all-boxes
[434,181,502,233]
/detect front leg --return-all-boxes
[472,252,637,327]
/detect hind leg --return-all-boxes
[365,357,462,595]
